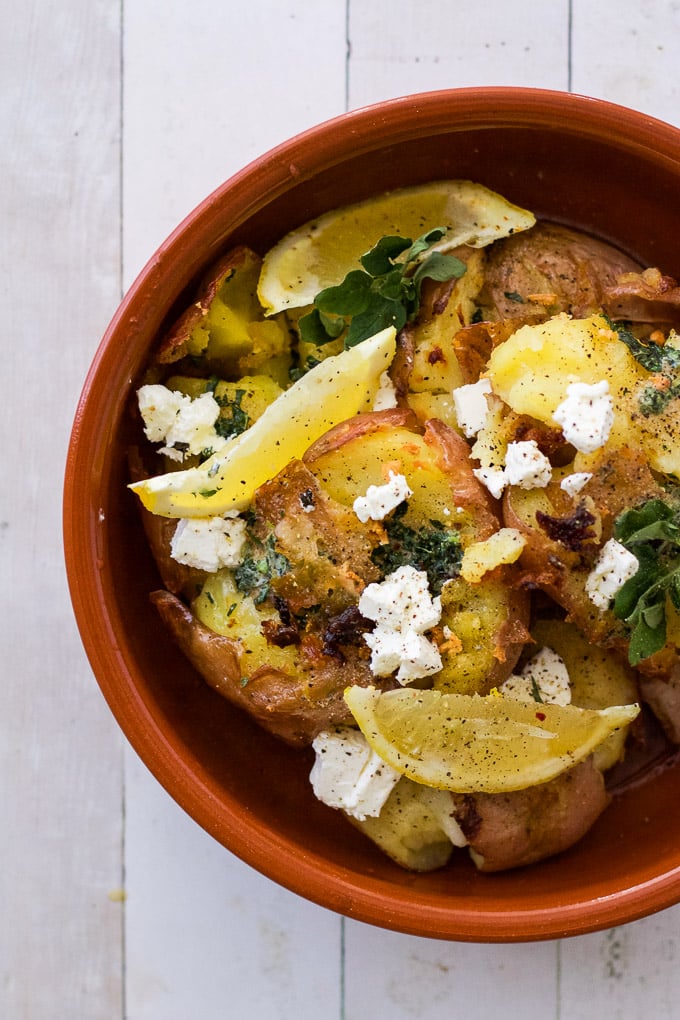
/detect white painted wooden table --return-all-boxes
[4,2,680,1016]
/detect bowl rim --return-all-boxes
[64,86,680,942]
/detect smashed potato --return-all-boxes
[129,180,680,875]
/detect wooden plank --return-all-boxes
[344,922,557,1020]
[559,909,680,1017]
[122,0,348,286]
[0,1,124,1016]
[122,3,348,1017]
[124,752,342,1019]
[347,0,570,108]
[556,6,680,1013]
[572,0,680,124]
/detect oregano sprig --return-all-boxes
[613,498,680,665]
[299,228,467,349]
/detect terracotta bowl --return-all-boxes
[64,88,680,942]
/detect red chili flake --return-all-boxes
[535,711,547,721]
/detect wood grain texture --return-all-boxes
[6,0,680,1016]
[0,1,124,1017]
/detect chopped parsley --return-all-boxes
[530,676,544,704]
[605,317,680,419]
[371,503,462,594]
[606,317,680,374]
[214,388,250,440]
[234,533,290,604]
[613,498,680,665]
[638,379,680,417]
[299,228,467,349]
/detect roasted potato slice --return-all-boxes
[154,587,387,748]
[351,778,464,872]
[307,413,528,691]
[155,246,291,384]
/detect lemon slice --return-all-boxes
[344,686,639,794]
[258,180,536,314]
[130,326,396,517]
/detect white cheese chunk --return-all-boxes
[353,471,413,523]
[504,440,552,489]
[358,565,443,684]
[473,440,551,498]
[553,380,614,453]
[364,628,443,685]
[501,646,572,706]
[359,564,441,633]
[309,728,401,821]
[586,538,639,611]
[137,384,185,442]
[170,512,247,572]
[472,465,508,500]
[137,383,223,459]
[452,378,493,438]
[560,471,593,497]
[372,370,399,411]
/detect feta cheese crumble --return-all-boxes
[170,511,247,572]
[309,727,401,820]
[560,472,593,497]
[137,383,225,460]
[472,440,552,499]
[504,440,553,489]
[472,465,508,500]
[501,646,572,706]
[586,538,639,611]
[353,471,413,523]
[358,565,443,684]
[552,380,614,453]
[452,378,493,438]
[372,370,399,411]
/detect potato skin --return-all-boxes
[453,758,609,872]
[482,222,640,323]
[502,446,663,650]
[155,246,260,364]
[152,590,391,747]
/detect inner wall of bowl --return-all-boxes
[86,98,680,937]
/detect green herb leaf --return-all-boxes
[606,316,680,374]
[413,252,467,292]
[613,498,680,664]
[530,676,544,704]
[315,270,373,316]
[234,533,290,604]
[300,227,467,349]
[214,389,250,440]
[371,503,462,594]
[360,235,413,276]
[298,308,346,346]
[345,298,407,348]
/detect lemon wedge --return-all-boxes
[344,686,639,794]
[258,180,536,314]
[130,326,396,517]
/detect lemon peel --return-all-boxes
[343,685,639,794]
[258,180,536,314]
[130,326,396,517]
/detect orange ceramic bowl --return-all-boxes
[64,88,680,942]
